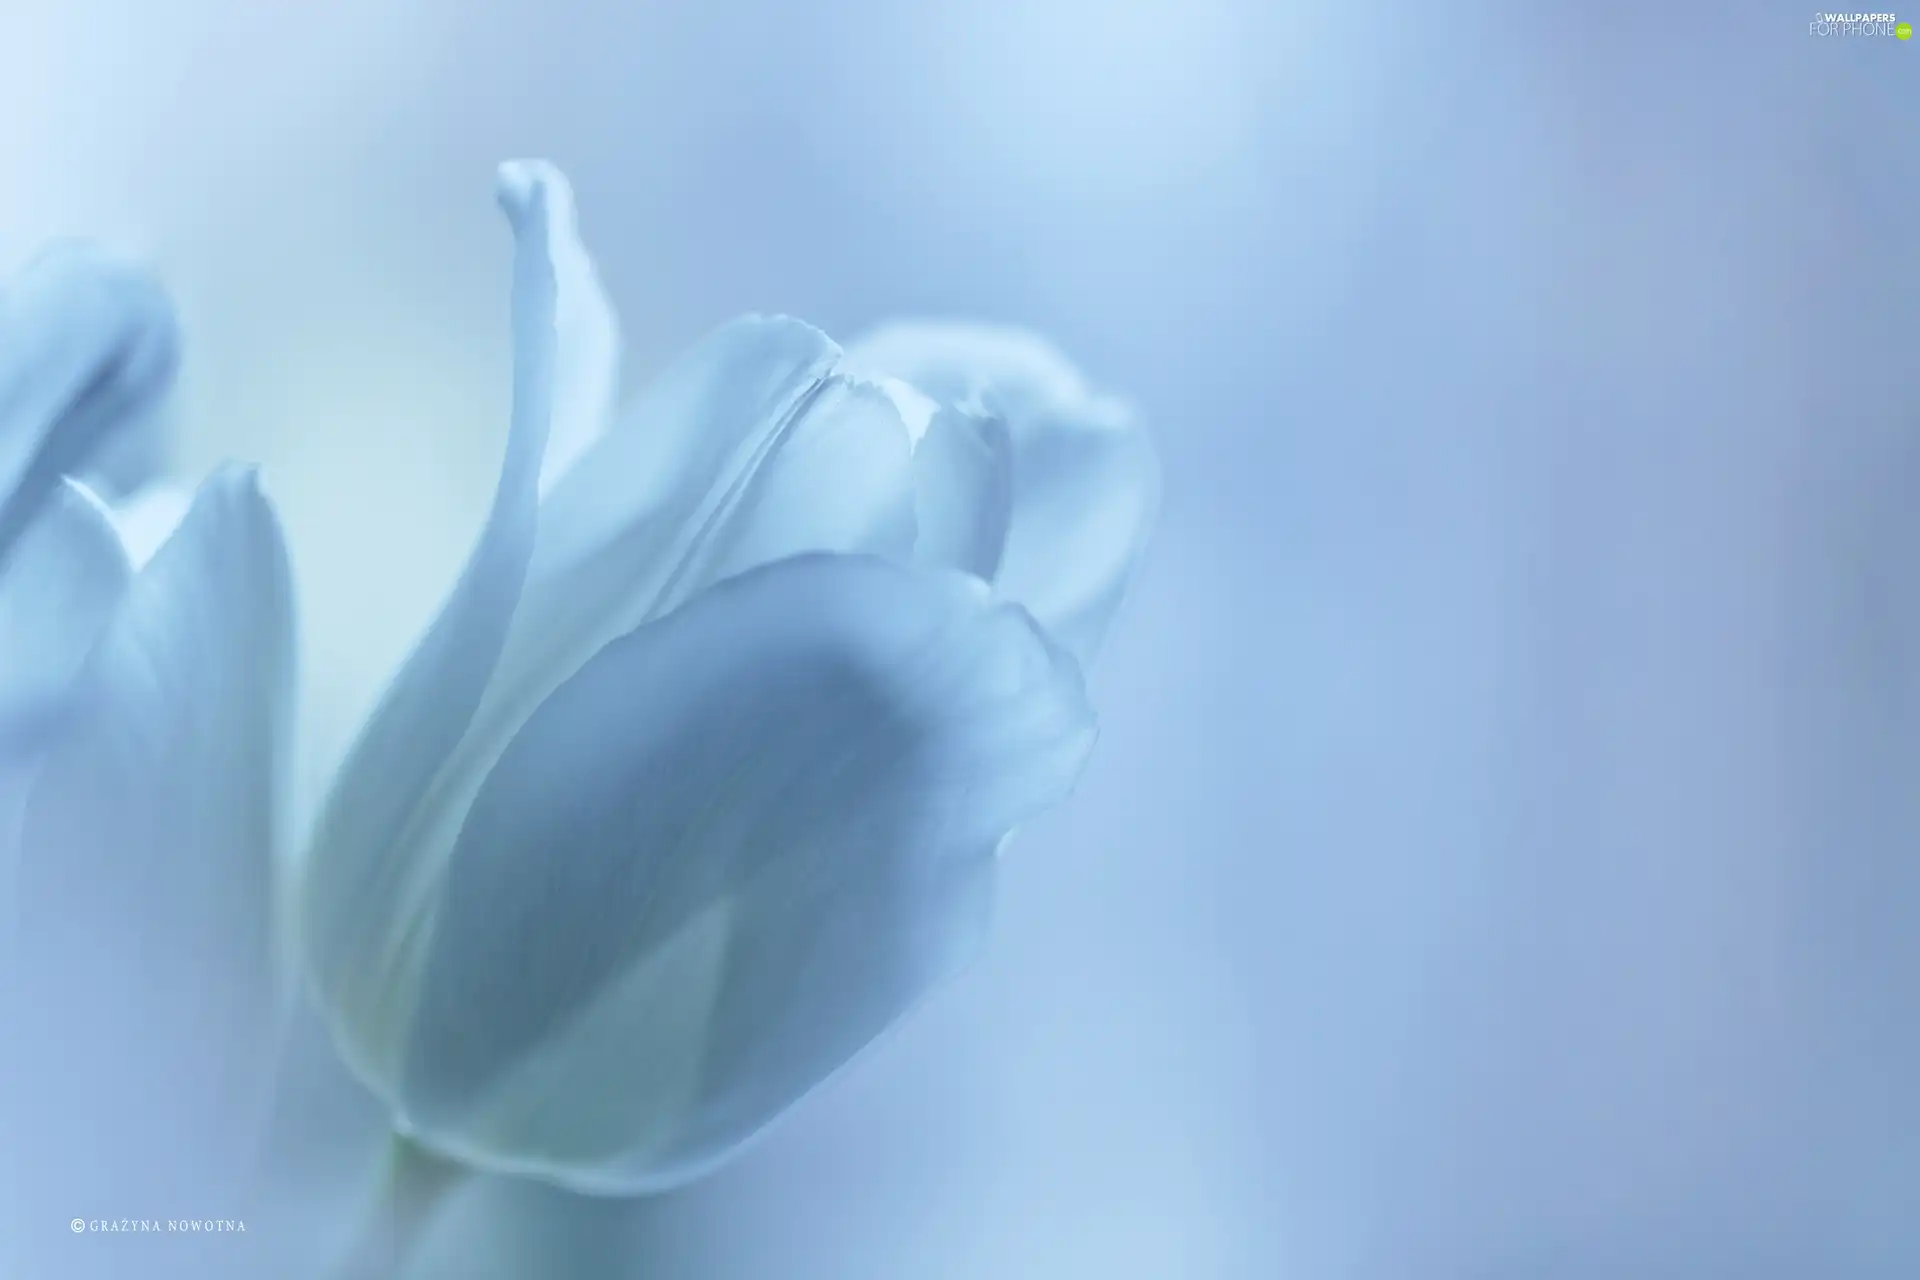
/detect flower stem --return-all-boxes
[332,1133,467,1280]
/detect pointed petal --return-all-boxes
[303,161,566,1087]
[845,321,1159,665]
[5,465,295,1203]
[394,552,1095,1192]
[0,243,180,558]
[0,479,130,752]
[532,170,621,497]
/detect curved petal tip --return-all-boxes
[495,160,574,230]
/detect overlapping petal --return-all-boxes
[912,403,1016,580]
[845,321,1159,666]
[111,480,196,570]
[392,553,1095,1192]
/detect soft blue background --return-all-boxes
[4,1,1916,1275]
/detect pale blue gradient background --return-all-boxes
[3,1,1917,1276]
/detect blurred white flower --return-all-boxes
[0,464,300,1274]
[0,245,181,748]
[0,246,365,1279]
[300,160,1158,1196]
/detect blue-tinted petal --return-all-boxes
[528,316,916,629]
[914,403,1015,580]
[396,553,1095,1192]
[531,316,839,579]
[845,321,1159,666]
[303,161,566,1088]
[0,480,130,754]
[4,465,295,1210]
[533,171,620,497]
[246,993,399,1271]
[645,372,915,611]
[503,318,916,702]
[0,244,179,558]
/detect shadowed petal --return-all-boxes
[0,244,179,560]
[845,321,1159,666]
[4,465,295,1215]
[397,553,1095,1193]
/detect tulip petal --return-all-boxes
[0,479,130,753]
[5,465,295,1204]
[845,321,1159,665]
[868,373,1013,577]
[645,372,917,611]
[532,316,840,579]
[911,405,1015,579]
[527,315,916,633]
[0,243,180,560]
[397,553,1096,1192]
[303,161,566,1084]
[532,172,620,497]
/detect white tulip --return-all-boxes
[301,160,1156,1197]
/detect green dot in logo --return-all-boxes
[1900,20,1914,37]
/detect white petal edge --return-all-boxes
[531,169,621,498]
